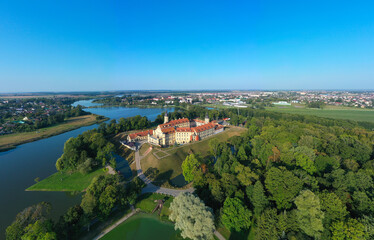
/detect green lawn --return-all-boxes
[26,168,106,192]
[135,193,174,221]
[267,105,374,123]
[141,127,247,187]
[100,213,184,240]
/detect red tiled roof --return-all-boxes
[193,118,205,123]
[128,130,153,139]
[161,127,175,134]
[192,123,215,133]
[176,127,193,132]
[159,118,189,129]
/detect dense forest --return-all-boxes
[182,113,374,239]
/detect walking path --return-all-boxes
[93,206,139,240]
[214,230,226,240]
[135,149,194,196]
[93,142,225,240]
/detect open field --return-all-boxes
[267,105,374,123]
[141,127,247,187]
[0,114,106,152]
[26,168,106,192]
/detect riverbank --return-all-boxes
[26,168,106,192]
[0,114,107,152]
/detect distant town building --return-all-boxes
[273,101,291,106]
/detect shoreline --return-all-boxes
[0,115,108,153]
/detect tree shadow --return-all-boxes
[154,170,173,184]
[144,167,159,180]
[169,174,188,187]
[229,229,249,240]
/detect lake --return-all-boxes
[101,213,183,240]
[0,100,173,239]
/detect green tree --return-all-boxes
[169,193,215,240]
[294,146,317,174]
[265,167,303,209]
[255,209,280,240]
[209,138,220,160]
[295,190,325,239]
[80,193,96,216]
[319,191,348,225]
[221,197,252,231]
[251,181,269,216]
[234,164,259,186]
[21,220,57,240]
[237,145,248,161]
[182,154,201,182]
[352,191,372,215]
[99,185,117,218]
[6,202,51,240]
[331,218,367,240]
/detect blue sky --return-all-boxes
[0,0,373,92]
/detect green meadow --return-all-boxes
[27,168,106,192]
[267,105,374,123]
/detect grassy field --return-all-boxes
[135,193,174,220]
[141,127,247,187]
[79,207,132,240]
[100,213,183,240]
[0,114,106,152]
[26,168,106,192]
[267,105,374,123]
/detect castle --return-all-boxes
[127,112,224,147]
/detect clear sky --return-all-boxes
[0,0,374,92]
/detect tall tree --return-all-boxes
[221,197,252,232]
[295,190,325,239]
[251,181,269,216]
[331,218,367,240]
[169,193,215,240]
[265,167,303,209]
[209,138,220,160]
[182,154,201,182]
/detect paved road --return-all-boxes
[135,149,194,196]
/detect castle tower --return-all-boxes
[164,110,169,123]
[205,113,209,124]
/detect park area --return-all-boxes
[267,105,374,123]
[27,168,106,192]
[140,126,247,188]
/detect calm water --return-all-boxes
[0,100,173,239]
[101,213,183,240]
